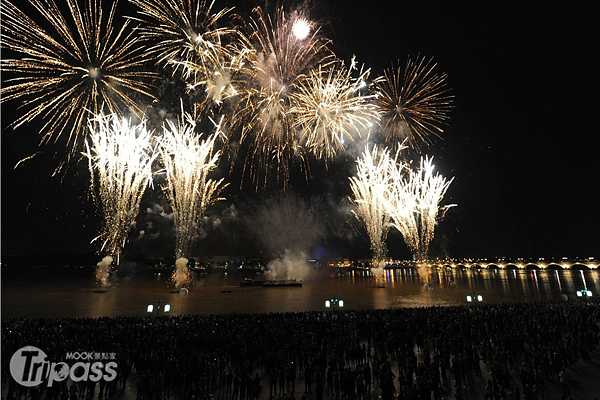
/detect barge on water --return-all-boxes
[240,278,303,287]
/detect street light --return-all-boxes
[576,289,593,297]
[325,297,344,309]
[467,293,483,302]
[146,299,171,314]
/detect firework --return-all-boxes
[0,0,157,154]
[291,57,379,162]
[292,18,311,40]
[382,155,455,261]
[129,0,246,111]
[349,146,394,267]
[232,5,336,188]
[83,111,157,265]
[158,107,228,259]
[349,144,407,268]
[373,56,452,150]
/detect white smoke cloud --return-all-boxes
[95,256,113,287]
[267,250,313,280]
[247,194,324,280]
[172,257,191,289]
[370,260,387,281]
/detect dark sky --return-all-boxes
[1,1,599,263]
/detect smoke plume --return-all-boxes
[267,250,313,280]
[247,193,324,279]
[95,256,113,287]
[171,257,192,289]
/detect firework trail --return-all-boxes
[349,144,407,270]
[0,0,157,156]
[231,5,336,189]
[381,155,455,262]
[83,111,157,265]
[129,0,247,111]
[158,107,228,261]
[291,57,379,162]
[373,56,452,150]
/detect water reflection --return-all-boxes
[2,269,599,318]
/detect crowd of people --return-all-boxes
[2,299,599,400]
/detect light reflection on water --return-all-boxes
[2,268,599,319]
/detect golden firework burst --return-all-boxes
[373,56,453,150]
[230,5,336,189]
[291,57,379,162]
[0,0,157,153]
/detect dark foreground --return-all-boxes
[2,300,600,400]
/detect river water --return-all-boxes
[2,267,599,318]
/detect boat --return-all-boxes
[262,279,303,288]
[239,278,266,287]
[239,278,303,287]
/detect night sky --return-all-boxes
[1,1,598,263]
